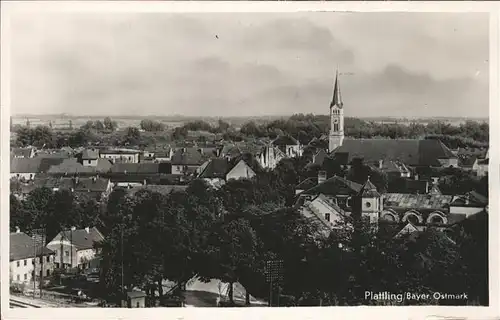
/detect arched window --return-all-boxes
[382,213,396,222]
[427,211,447,225]
[325,213,331,222]
[403,211,423,224]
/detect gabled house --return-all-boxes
[198,158,256,187]
[46,227,105,270]
[10,157,42,181]
[81,149,100,167]
[449,191,488,218]
[35,176,113,200]
[171,148,204,175]
[10,230,56,284]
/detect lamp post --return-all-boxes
[265,259,284,307]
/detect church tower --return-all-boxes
[329,69,344,152]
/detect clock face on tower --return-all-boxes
[333,119,339,124]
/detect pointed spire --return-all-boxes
[330,67,343,109]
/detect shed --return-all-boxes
[126,291,147,308]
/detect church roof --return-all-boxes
[302,175,362,196]
[332,138,456,166]
[330,70,343,109]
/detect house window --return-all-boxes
[136,302,140,308]
[39,257,43,263]
[88,160,91,164]
[365,202,371,208]
[325,213,331,222]
[24,260,27,266]
[46,269,50,277]
[17,275,20,281]
[65,251,70,257]
[17,261,20,267]
[47,256,50,263]
[24,274,27,280]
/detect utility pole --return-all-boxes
[265,259,284,307]
[32,228,45,299]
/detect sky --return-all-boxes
[9,11,489,118]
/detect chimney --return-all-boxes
[431,177,439,185]
[85,227,90,234]
[92,177,96,183]
[378,159,383,169]
[71,226,76,231]
[318,171,327,184]
[425,182,429,194]
[182,147,187,153]
[143,179,147,186]
[414,174,419,181]
[16,226,20,233]
[465,193,470,205]
[75,176,79,185]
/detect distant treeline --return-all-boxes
[12,114,489,151]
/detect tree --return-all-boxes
[124,127,141,145]
[104,117,117,131]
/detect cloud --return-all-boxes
[7,11,488,118]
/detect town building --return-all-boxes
[46,227,105,270]
[10,230,56,285]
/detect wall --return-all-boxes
[83,159,98,167]
[77,249,96,269]
[226,161,256,181]
[100,153,140,163]
[47,240,78,268]
[449,206,484,218]
[10,254,56,284]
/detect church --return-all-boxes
[295,70,486,239]
[327,70,459,170]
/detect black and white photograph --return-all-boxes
[1,2,498,318]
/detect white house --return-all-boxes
[10,230,56,285]
[46,227,105,270]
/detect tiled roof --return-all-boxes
[384,193,453,210]
[110,163,160,174]
[51,227,104,251]
[127,184,188,196]
[312,149,328,166]
[11,148,33,158]
[36,177,110,193]
[333,139,456,166]
[39,157,67,173]
[82,149,99,160]
[47,158,95,174]
[296,177,318,191]
[302,175,362,196]
[100,149,141,155]
[10,232,54,261]
[171,148,203,165]
[450,191,488,207]
[358,178,380,197]
[11,157,42,173]
[199,158,231,179]
[272,135,299,147]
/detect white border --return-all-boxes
[1,2,499,320]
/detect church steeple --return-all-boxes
[329,67,344,153]
[330,69,343,109]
